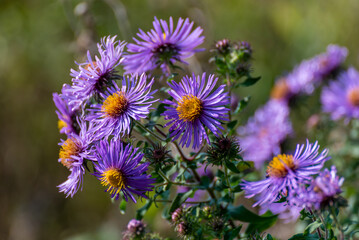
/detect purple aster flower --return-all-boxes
[259,201,302,223]
[87,73,157,140]
[67,36,126,104]
[286,44,348,95]
[53,92,78,135]
[124,17,204,75]
[57,119,96,197]
[292,166,344,210]
[162,73,229,149]
[237,99,292,168]
[240,140,330,207]
[321,67,359,122]
[93,139,155,202]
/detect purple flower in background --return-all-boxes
[124,17,204,75]
[93,139,155,202]
[162,73,229,149]
[286,44,347,95]
[237,99,292,168]
[292,166,344,210]
[321,67,359,122]
[67,36,125,104]
[241,140,330,207]
[53,92,78,135]
[57,120,95,197]
[87,74,156,140]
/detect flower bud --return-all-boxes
[171,208,183,223]
[215,39,231,54]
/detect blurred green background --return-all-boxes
[1,0,359,239]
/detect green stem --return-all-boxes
[191,167,217,202]
[157,169,197,187]
[155,199,210,204]
[318,213,328,239]
[331,206,344,240]
[135,121,165,141]
[308,208,323,239]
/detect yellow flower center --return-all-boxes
[59,138,80,169]
[101,168,125,192]
[347,87,359,106]
[58,120,67,131]
[266,154,296,178]
[176,95,203,122]
[102,91,129,118]
[270,78,290,100]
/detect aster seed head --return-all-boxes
[144,144,173,167]
[206,136,241,166]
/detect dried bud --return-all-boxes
[211,217,225,232]
[171,208,183,223]
[236,62,251,76]
[176,221,190,236]
[215,39,231,54]
[126,219,146,236]
[238,41,252,56]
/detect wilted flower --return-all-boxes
[241,140,330,207]
[67,36,125,104]
[162,73,229,149]
[215,39,231,54]
[321,67,359,122]
[124,17,204,75]
[87,74,156,140]
[93,139,155,202]
[237,99,292,168]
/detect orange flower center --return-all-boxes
[271,78,290,100]
[267,154,296,178]
[347,87,359,106]
[102,91,129,118]
[176,95,203,122]
[59,138,81,169]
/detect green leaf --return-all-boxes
[240,75,261,87]
[228,205,277,223]
[288,233,319,240]
[234,96,251,114]
[227,120,238,131]
[225,160,240,173]
[304,220,322,235]
[232,185,243,193]
[224,225,242,240]
[169,190,194,214]
[246,217,277,234]
[119,199,127,214]
[237,161,254,171]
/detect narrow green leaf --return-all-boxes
[169,190,194,214]
[119,199,127,214]
[225,160,240,173]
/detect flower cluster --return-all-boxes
[53,15,353,240]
